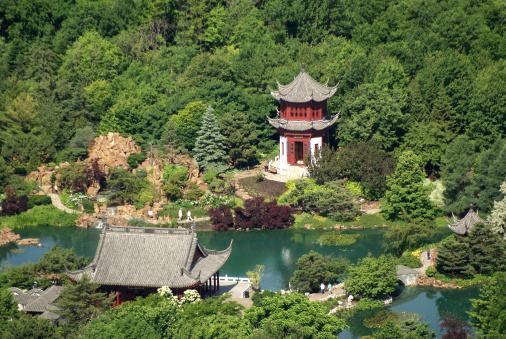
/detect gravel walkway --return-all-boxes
[47,194,81,214]
[416,248,435,275]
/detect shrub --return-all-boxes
[200,193,233,209]
[234,197,294,230]
[127,153,147,169]
[209,205,234,231]
[209,178,229,194]
[184,187,205,201]
[47,162,56,167]
[203,168,217,184]
[82,199,95,213]
[55,159,106,193]
[255,171,265,182]
[356,298,384,311]
[162,183,183,201]
[425,266,436,277]
[1,186,28,216]
[27,195,52,209]
[396,255,423,268]
[163,165,188,186]
[135,169,148,179]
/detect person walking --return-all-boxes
[320,282,325,294]
[178,208,183,221]
[328,282,332,294]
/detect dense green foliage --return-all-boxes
[318,232,360,246]
[0,0,504,182]
[281,179,359,221]
[383,220,438,255]
[305,142,396,200]
[0,205,78,228]
[55,275,115,337]
[344,254,398,299]
[468,272,506,338]
[0,315,64,339]
[289,251,349,293]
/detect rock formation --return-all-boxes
[87,132,141,171]
[0,225,40,246]
[0,225,20,246]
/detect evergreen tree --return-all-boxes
[441,135,477,214]
[219,110,257,167]
[488,180,506,240]
[435,238,471,279]
[467,138,506,213]
[468,272,506,338]
[381,151,437,221]
[54,274,115,337]
[194,106,228,174]
[465,222,506,275]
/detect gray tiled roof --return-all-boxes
[267,112,340,131]
[22,285,64,313]
[66,226,232,288]
[8,287,39,305]
[270,64,338,103]
[39,310,61,321]
[447,206,485,235]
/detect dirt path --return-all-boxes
[307,284,346,302]
[47,194,81,214]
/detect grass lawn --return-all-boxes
[238,177,288,199]
[292,212,403,230]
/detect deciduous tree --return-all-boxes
[344,254,398,299]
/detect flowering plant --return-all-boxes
[157,286,201,306]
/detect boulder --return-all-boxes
[0,226,21,246]
[16,238,40,246]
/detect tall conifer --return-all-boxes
[194,106,228,173]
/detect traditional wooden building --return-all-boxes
[268,63,339,166]
[447,205,485,236]
[66,225,232,306]
[8,285,64,323]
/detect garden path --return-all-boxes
[416,248,435,275]
[47,194,81,214]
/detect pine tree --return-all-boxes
[54,275,115,336]
[435,238,471,279]
[194,106,228,173]
[381,150,437,220]
[465,222,506,275]
[488,180,506,240]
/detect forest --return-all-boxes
[0,0,505,196]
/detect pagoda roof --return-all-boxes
[66,226,232,289]
[447,205,485,235]
[9,285,64,315]
[267,112,340,131]
[269,63,338,103]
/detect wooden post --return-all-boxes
[217,271,220,292]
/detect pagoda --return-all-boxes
[66,225,232,306]
[268,63,339,166]
[447,205,485,236]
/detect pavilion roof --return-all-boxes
[267,112,340,131]
[269,64,339,103]
[66,226,232,288]
[9,285,64,314]
[447,205,485,235]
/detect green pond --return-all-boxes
[0,226,481,338]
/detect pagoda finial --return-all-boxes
[469,204,474,211]
[301,63,306,72]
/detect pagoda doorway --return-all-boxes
[295,142,304,164]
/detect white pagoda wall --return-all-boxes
[310,136,323,158]
[279,135,287,165]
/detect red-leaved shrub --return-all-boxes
[209,204,234,231]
